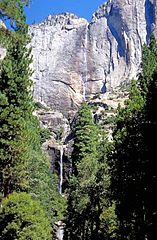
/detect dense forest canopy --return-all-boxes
[0,1,157,240]
[0,1,65,239]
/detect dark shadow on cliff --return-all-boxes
[101,83,107,93]
[145,0,155,44]
[106,4,126,58]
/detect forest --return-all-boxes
[0,1,157,240]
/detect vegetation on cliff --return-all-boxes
[1,1,157,240]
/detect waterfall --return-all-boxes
[55,146,65,240]
[59,146,64,195]
[56,221,64,240]
[82,25,88,101]
[56,227,63,240]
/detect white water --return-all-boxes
[59,146,64,195]
[56,221,64,240]
[82,25,88,101]
[55,146,65,240]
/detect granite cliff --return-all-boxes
[28,0,157,195]
[29,0,157,118]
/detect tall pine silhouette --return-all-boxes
[110,35,157,240]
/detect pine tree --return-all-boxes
[72,102,100,176]
[0,2,66,236]
[110,81,145,239]
[110,35,157,240]
[139,34,157,97]
[0,0,31,30]
[64,103,99,239]
[64,103,116,240]
[0,4,33,196]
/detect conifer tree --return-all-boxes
[139,34,157,97]
[64,103,116,240]
[0,1,66,235]
[110,35,157,240]
[0,1,33,197]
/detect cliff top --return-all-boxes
[32,12,88,28]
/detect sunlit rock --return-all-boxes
[29,0,157,115]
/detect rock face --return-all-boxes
[90,0,152,90]
[29,0,157,117]
[30,13,88,117]
[28,0,157,201]
[29,0,157,178]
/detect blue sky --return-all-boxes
[25,0,107,25]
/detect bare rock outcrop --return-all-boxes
[29,0,157,117]
[28,0,157,196]
[30,13,88,117]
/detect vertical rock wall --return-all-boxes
[29,0,157,116]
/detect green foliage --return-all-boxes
[0,0,31,31]
[110,35,157,240]
[56,126,64,141]
[139,34,157,97]
[34,101,49,111]
[0,9,33,196]
[26,116,66,227]
[100,202,118,239]
[0,2,66,238]
[72,103,99,169]
[40,127,51,144]
[64,103,117,239]
[119,81,130,92]
[103,114,116,126]
[111,83,146,240]
[0,192,52,240]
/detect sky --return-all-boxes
[24,0,107,25]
